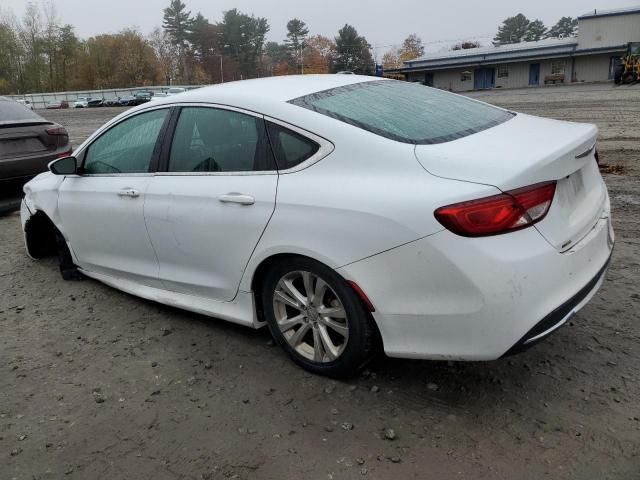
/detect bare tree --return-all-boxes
[149,27,179,85]
[20,2,44,91]
[42,1,59,90]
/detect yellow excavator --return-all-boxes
[615,42,640,85]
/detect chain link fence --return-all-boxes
[5,85,201,109]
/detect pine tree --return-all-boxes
[493,14,530,45]
[284,18,309,70]
[546,17,579,38]
[162,0,192,46]
[333,24,373,74]
[524,19,547,41]
[162,0,193,83]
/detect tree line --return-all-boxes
[0,0,380,95]
[493,14,578,45]
[0,1,583,95]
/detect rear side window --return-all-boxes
[289,80,514,145]
[267,123,319,170]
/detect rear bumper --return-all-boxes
[0,197,22,215]
[338,200,613,361]
[0,152,60,183]
[502,251,611,356]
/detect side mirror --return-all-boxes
[49,156,78,175]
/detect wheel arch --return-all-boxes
[247,252,382,346]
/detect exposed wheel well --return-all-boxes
[24,211,58,259]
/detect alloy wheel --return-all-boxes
[272,270,349,363]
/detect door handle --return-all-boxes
[218,193,255,205]
[117,188,140,198]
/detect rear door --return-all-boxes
[144,105,278,301]
[58,108,170,286]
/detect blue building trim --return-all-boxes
[405,43,578,69]
[578,8,640,20]
[389,44,628,75]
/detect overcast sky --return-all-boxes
[2,0,639,58]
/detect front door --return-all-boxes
[474,68,495,89]
[424,73,434,87]
[529,63,540,86]
[144,106,278,302]
[58,108,170,286]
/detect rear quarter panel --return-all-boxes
[239,117,500,292]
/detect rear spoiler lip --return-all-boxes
[0,121,53,128]
[575,143,596,159]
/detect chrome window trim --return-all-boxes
[155,171,278,177]
[73,102,335,178]
[80,173,155,178]
[168,101,265,118]
[264,115,335,174]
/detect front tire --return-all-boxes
[261,257,376,378]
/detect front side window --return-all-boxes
[168,107,275,173]
[267,123,319,170]
[83,109,168,174]
[289,80,514,145]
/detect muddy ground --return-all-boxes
[1,83,639,479]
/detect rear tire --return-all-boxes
[261,257,376,378]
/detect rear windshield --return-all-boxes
[289,80,514,145]
[0,99,45,125]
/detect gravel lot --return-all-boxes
[2,83,639,479]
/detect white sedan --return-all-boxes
[20,75,614,377]
[73,97,90,108]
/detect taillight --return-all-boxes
[434,181,557,237]
[46,126,67,136]
[56,148,73,158]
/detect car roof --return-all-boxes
[150,74,382,113]
[86,75,387,147]
[0,97,47,125]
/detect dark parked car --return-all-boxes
[0,97,71,214]
[104,97,121,107]
[128,91,154,106]
[118,96,135,106]
[88,98,105,108]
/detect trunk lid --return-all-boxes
[415,113,606,251]
[0,127,49,158]
[0,123,61,180]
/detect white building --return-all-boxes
[394,6,640,91]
